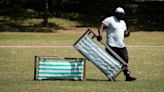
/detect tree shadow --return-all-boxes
[50,1,164,31]
[1,1,164,32]
[0,18,66,32]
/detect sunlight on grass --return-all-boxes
[0,16,83,32]
[48,18,81,27]
[0,16,81,27]
[0,47,164,92]
[0,31,164,92]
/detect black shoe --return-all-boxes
[125,77,136,81]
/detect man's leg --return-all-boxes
[120,48,132,79]
[106,47,136,81]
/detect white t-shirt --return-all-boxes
[102,16,127,48]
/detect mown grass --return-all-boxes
[0,30,164,92]
[126,32,164,46]
[0,30,164,46]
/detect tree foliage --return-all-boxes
[0,0,164,31]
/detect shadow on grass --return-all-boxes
[33,79,110,82]
[86,79,109,82]
[0,18,66,32]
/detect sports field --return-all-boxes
[0,29,164,92]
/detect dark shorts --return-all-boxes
[105,46,129,63]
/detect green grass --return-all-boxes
[0,31,164,92]
[0,30,84,46]
[126,32,164,46]
[0,30,164,46]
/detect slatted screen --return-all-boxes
[74,29,126,81]
[34,56,86,80]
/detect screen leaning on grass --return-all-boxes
[73,29,127,81]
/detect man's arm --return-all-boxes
[97,23,108,41]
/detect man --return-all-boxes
[97,7,136,81]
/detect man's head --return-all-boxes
[115,7,125,20]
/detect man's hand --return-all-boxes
[97,35,103,41]
[124,31,130,37]
[97,23,107,41]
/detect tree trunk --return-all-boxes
[43,0,48,27]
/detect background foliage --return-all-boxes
[0,0,164,31]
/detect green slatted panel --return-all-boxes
[34,57,86,80]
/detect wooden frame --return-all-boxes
[73,29,127,81]
[34,56,86,80]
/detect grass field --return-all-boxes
[0,29,164,92]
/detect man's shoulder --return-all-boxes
[102,16,116,26]
[120,20,126,24]
[103,16,114,22]
[105,16,114,20]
